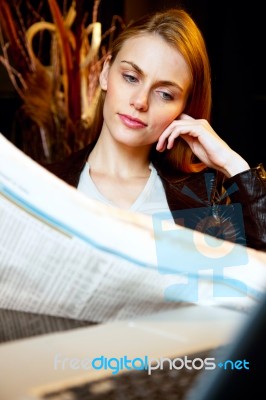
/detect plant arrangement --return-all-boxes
[0,0,124,163]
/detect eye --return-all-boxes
[122,73,138,83]
[158,91,174,101]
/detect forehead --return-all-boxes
[115,33,192,88]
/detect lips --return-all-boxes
[118,114,147,129]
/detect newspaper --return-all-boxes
[0,133,266,322]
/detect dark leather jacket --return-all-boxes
[45,143,266,251]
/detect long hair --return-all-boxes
[90,8,211,174]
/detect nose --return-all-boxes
[130,89,149,112]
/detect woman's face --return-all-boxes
[100,33,192,149]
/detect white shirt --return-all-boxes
[77,162,171,216]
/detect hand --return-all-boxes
[156,113,250,177]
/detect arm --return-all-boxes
[157,114,266,251]
[156,113,250,177]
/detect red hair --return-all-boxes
[91,8,211,173]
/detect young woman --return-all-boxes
[46,8,266,251]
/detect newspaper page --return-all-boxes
[0,133,266,322]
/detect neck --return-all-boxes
[88,131,152,179]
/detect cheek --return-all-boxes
[104,84,116,104]
[105,70,128,104]
[150,108,180,135]
[104,82,128,112]
[102,84,119,120]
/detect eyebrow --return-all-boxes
[120,60,184,92]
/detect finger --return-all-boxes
[156,139,167,152]
[156,116,197,151]
[160,125,193,150]
[167,130,183,149]
[156,125,175,151]
[179,113,194,121]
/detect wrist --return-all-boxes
[223,154,250,177]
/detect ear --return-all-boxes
[99,55,112,91]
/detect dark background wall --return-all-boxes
[0,0,265,166]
